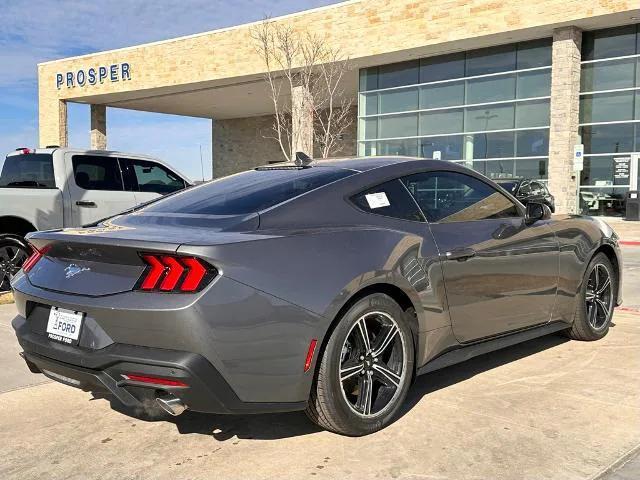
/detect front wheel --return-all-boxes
[305,293,414,436]
[0,235,31,292]
[567,252,616,341]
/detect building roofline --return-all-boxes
[37,0,359,67]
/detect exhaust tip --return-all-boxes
[156,394,187,416]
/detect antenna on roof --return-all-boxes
[294,151,313,167]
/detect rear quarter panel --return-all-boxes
[0,189,63,231]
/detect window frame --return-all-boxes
[71,154,126,192]
[399,169,524,224]
[121,158,187,195]
[348,178,427,223]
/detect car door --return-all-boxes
[401,170,559,343]
[121,158,187,206]
[65,153,137,226]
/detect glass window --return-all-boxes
[516,99,550,128]
[580,123,635,154]
[483,159,515,179]
[579,156,616,187]
[359,67,378,91]
[465,44,517,76]
[516,70,551,98]
[379,88,418,114]
[378,61,419,89]
[580,58,637,92]
[0,153,55,189]
[579,91,635,124]
[466,74,516,103]
[351,179,424,221]
[359,93,378,116]
[72,155,124,191]
[514,158,548,179]
[127,159,185,194]
[516,39,552,68]
[579,186,628,217]
[419,109,464,135]
[378,113,417,138]
[465,104,515,131]
[582,25,637,61]
[470,131,516,159]
[420,52,465,82]
[360,118,378,140]
[419,81,465,109]
[419,135,463,160]
[516,129,549,157]
[377,139,419,156]
[144,168,355,215]
[401,170,520,223]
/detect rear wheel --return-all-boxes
[0,236,30,292]
[305,293,414,436]
[567,253,616,341]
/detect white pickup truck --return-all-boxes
[0,147,192,291]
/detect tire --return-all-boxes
[0,235,31,292]
[305,293,414,436]
[567,252,616,341]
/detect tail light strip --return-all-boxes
[22,245,48,273]
[137,254,215,293]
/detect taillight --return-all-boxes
[22,245,47,273]
[136,254,215,293]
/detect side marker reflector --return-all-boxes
[304,339,318,372]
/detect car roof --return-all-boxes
[267,156,456,173]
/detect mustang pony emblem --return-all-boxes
[64,264,90,279]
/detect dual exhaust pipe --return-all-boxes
[156,394,187,416]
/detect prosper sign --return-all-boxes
[56,63,131,89]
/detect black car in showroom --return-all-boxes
[496,178,555,213]
[11,157,621,436]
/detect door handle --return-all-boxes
[445,248,476,261]
[75,201,97,208]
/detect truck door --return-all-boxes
[65,153,137,226]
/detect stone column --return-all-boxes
[291,84,314,158]
[90,104,107,150]
[548,26,582,214]
[38,99,68,148]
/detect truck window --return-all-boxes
[0,154,55,188]
[126,159,185,194]
[72,155,124,191]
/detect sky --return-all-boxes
[0,0,339,181]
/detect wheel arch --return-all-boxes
[592,243,621,304]
[313,283,420,384]
[0,216,37,239]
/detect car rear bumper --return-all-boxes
[13,314,307,414]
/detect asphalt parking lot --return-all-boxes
[1,247,639,480]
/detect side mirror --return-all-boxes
[525,202,551,224]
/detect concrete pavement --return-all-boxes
[0,305,638,480]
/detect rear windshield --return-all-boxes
[143,167,356,215]
[0,154,55,188]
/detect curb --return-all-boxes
[616,307,640,314]
[620,240,640,246]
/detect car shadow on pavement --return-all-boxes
[98,332,570,441]
[399,332,570,419]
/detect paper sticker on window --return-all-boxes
[365,192,390,209]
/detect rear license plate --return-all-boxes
[46,307,84,345]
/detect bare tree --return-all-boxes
[250,18,353,162]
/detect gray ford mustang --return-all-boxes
[11,157,622,436]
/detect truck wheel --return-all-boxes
[0,235,31,292]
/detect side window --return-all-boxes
[530,181,546,196]
[518,181,532,196]
[128,159,185,194]
[72,155,124,191]
[401,171,520,223]
[351,179,425,222]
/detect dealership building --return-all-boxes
[38,0,640,216]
